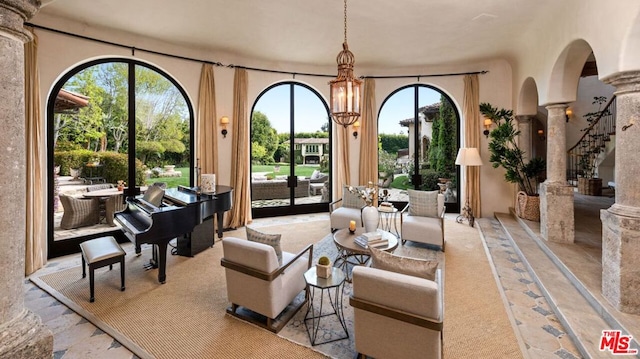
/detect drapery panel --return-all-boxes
[197,63,218,177]
[334,124,351,198]
[358,78,377,187]
[227,68,252,228]
[463,74,481,217]
[25,29,46,274]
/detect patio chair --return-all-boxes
[59,194,100,229]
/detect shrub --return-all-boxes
[53,150,147,185]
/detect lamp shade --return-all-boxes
[455,147,483,166]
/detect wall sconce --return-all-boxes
[352,120,360,139]
[220,116,229,138]
[537,129,546,141]
[483,118,492,138]
[565,107,573,122]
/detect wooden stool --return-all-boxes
[80,236,126,302]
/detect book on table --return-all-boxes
[354,231,388,248]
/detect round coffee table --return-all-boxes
[332,228,398,281]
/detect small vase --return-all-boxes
[362,205,378,233]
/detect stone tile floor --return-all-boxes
[27,212,586,358]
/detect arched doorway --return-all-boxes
[250,82,331,218]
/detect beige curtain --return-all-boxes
[358,78,377,186]
[463,74,481,217]
[226,68,252,228]
[197,63,218,176]
[25,29,46,275]
[334,124,351,198]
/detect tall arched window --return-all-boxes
[250,82,331,218]
[378,85,460,212]
[48,59,194,257]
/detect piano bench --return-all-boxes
[80,236,126,303]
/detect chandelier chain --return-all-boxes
[343,0,348,43]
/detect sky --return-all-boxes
[253,83,443,135]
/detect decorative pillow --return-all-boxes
[369,247,438,281]
[311,169,321,179]
[342,185,366,208]
[408,189,439,217]
[246,226,283,265]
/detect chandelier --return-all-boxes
[329,0,362,127]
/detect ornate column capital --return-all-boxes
[603,71,640,96]
[516,114,535,124]
[0,0,40,43]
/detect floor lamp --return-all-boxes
[455,147,483,227]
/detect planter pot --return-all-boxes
[362,206,379,233]
[316,264,332,278]
[70,168,81,179]
[515,191,540,222]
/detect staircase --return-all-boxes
[566,96,617,187]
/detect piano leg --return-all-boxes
[135,244,142,256]
[156,241,168,284]
[216,212,225,240]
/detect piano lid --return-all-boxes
[164,185,233,206]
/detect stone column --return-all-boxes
[601,71,640,314]
[539,104,574,243]
[516,115,533,163]
[0,1,53,358]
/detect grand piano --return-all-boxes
[115,185,233,283]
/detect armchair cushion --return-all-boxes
[369,247,438,281]
[342,185,366,208]
[408,189,439,217]
[246,226,282,265]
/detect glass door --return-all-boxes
[251,82,331,217]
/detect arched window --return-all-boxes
[48,58,194,257]
[378,85,460,212]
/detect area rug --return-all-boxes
[31,217,522,358]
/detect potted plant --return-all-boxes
[316,256,332,278]
[480,103,546,221]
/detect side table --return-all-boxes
[377,206,399,237]
[303,266,349,346]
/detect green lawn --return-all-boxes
[145,167,190,188]
[390,174,412,190]
[142,165,324,188]
[252,164,321,178]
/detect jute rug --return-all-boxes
[31,217,522,358]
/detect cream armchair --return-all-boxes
[350,266,443,359]
[401,190,446,251]
[329,185,366,231]
[220,237,312,333]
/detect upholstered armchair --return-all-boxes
[329,185,366,231]
[350,266,444,359]
[59,194,100,229]
[220,237,313,333]
[401,190,446,251]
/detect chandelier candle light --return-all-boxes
[329,0,362,127]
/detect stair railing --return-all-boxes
[566,95,616,183]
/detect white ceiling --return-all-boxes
[35,0,561,69]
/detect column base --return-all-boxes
[601,206,640,315]
[540,182,574,243]
[0,310,53,359]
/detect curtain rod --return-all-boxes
[25,22,488,79]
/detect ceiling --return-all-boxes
[34,0,562,69]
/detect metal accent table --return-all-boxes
[377,206,399,237]
[332,228,398,281]
[303,266,349,346]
